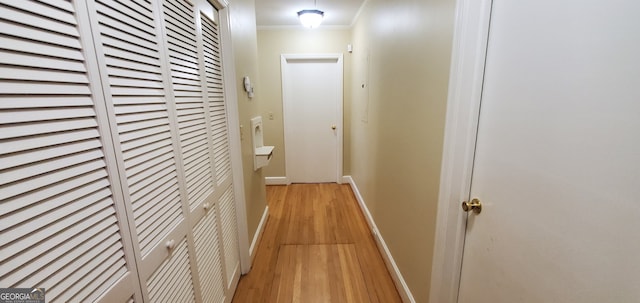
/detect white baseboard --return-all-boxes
[265,176,290,185]
[343,176,416,303]
[249,206,269,261]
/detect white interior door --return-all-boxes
[282,54,343,183]
[458,1,640,302]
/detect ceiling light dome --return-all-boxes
[297,9,324,28]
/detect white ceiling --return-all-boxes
[254,0,366,27]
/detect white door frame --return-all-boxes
[217,2,252,275]
[281,53,344,184]
[429,0,493,302]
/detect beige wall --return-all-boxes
[256,28,352,177]
[228,0,267,242]
[349,0,456,301]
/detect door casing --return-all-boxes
[429,0,493,302]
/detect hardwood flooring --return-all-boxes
[232,183,402,303]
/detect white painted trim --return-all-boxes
[249,206,270,260]
[343,176,415,303]
[257,25,352,31]
[281,53,344,184]
[218,6,252,275]
[428,0,492,302]
[265,176,291,185]
[350,0,371,27]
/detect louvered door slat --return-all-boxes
[0,21,81,49]
[169,66,199,80]
[110,87,166,97]
[164,23,198,49]
[95,2,155,35]
[99,21,157,49]
[128,0,153,12]
[127,169,176,203]
[115,106,167,120]
[121,140,172,166]
[1,186,111,245]
[1,150,103,187]
[1,128,100,158]
[133,188,179,227]
[42,233,124,288]
[179,108,207,122]
[0,81,92,95]
[98,0,155,29]
[35,0,74,12]
[0,137,101,170]
[171,70,201,82]
[127,155,174,186]
[0,51,85,72]
[169,56,201,72]
[103,45,161,67]
[124,144,173,170]
[35,226,121,287]
[68,247,128,302]
[0,95,93,109]
[0,118,97,140]
[1,1,76,24]
[1,179,109,233]
[43,230,123,302]
[1,192,113,261]
[118,118,171,136]
[0,66,88,83]
[164,0,193,22]
[109,77,166,89]
[0,161,105,202]
[114,104,167,116]
[178,118,207,133]
[172,77,202,88]
[103,57,162,76]
[0,6,77,37]
[112,98,166,108]
[108,66,164,82]
[0,170,107,217]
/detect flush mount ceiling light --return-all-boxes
[297,10,324,28]
[297,0,324,28]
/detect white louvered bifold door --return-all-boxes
[84,0,198,301]
[0,1,141,302]
[199,12,240,292]
[1,0,241,302]
[160,0,240,301]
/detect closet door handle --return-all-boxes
[462,198,482,214]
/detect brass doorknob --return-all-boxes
[331,124,337,130]
[462,198,482,214]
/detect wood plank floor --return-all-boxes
[232,183,402,303]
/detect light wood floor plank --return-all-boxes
[232,184,402,303]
